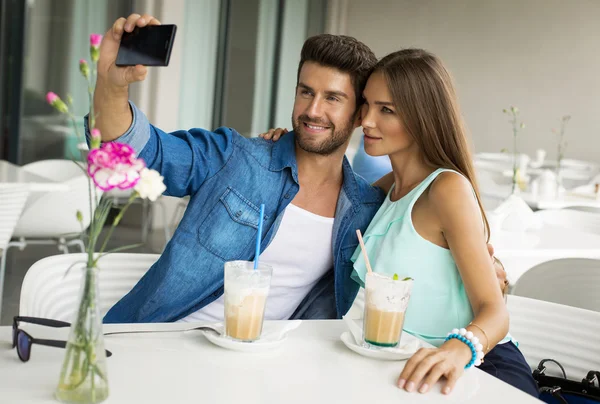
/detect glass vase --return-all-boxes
[55,265,109,403]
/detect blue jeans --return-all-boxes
[478,341,540,398]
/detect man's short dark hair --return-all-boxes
[297,34,377,110]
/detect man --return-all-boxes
[93,13,506,323]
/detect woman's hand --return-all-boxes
[398,339,472,395]
[488,243,509,295]
[259,128,288,141]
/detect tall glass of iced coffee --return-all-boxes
[363,272,413,348]
[224,261,273,342]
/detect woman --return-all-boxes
[261,49,536,397]
[349,49,537,397]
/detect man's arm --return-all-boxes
[93,13,156,141]
[85,100,235,198]
[86,14,235,198]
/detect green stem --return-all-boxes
[66,266,97,390]
[88,71,96,132]
[86,180,94,266]
[67,113,84,143]
[92,364,107,382]
[67,268,92,386]
[86,197,112,266]
[96,193,138,261]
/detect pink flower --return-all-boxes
[90,34,102,62]
[87,143,146,191]
[90,34,103,48]
[90,128,102,149]
[46,92,59,104]
[79,59,90,78]
[45,91,68,113]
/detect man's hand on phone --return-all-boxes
[99,13,161,88]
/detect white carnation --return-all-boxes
[134,168,166,201]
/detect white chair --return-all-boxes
[511,258,600,312]
[21,159,85,182]
[0,160,98,308]
[507,295,600,380]
[0,184,30,320]
[533,209,600,236]
[0,161,94,277]
[19,253,159,321]
[15,159,94,241]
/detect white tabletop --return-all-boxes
[493,224,600,283]
[0,160,69,192]
[0,321,540,403]
[482,183,600,210]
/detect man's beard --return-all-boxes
[292,114,354,156]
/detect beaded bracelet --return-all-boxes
[446,328,484,369]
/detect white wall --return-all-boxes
[178,0,221,131]
[341,0,600,163]
[273,0,309,129]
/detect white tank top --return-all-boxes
[178,203,334,323]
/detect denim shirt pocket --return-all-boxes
[198,187,269,261]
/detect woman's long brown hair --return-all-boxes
[375,49,490,241]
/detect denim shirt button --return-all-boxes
[284,193,290,199]
[235,210,242,217]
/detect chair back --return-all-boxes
[0,185,29,250]
[507,295,600,381]
[22,159,85,182]
[13,174,97,238]
[19,253,159,321]
[511,258,600,311]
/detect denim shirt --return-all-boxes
[88,102,385,323]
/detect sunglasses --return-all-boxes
[12,316,112,362]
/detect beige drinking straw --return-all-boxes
[355,229,373,274]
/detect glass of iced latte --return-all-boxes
[224,261,272,342]
[363,272,413,348]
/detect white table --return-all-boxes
[493,224,600,284]
[0,160,69,192]
[482,183,600,211]
[523,190,600,210]
[0,321,540,403]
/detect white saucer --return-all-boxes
[340,331,419,361]
[197,320,303,353]
[202,331,287,353]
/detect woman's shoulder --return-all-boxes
[428,170,477,213]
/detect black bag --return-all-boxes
[533,359,600,404]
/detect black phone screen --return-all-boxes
[116,24,177,66]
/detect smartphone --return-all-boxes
[116,24,177,67]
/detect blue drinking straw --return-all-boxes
[254,204,265,270]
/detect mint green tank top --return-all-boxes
[351,168,505,347]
